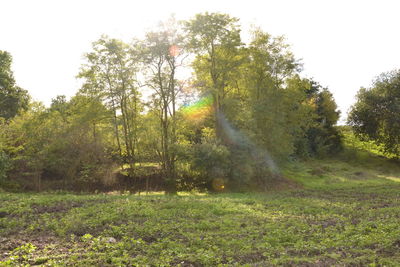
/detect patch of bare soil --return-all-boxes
[28,199,111,216]
[30,202,84,214]
[0,235,66,261]
[377,239,400,257]
[352,171,369,180]
[270,175,303,191]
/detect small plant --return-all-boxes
[2,243,37,265]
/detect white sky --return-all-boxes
[1,0,400,123]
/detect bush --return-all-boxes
[190,141,231,191]
[0,150,10,181]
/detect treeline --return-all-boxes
[0,13,342,192]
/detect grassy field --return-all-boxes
[1,150,400,266]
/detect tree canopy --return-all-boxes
[0,51,29,120]
[0,13,343,192]
[348,70,400,157]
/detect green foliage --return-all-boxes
[2,96,114,190]
[349,69,400,157]
[300,79,343,157]
[1,14,344,192]
[185,12,243,142]
[184,12,242,53]
[183,24,342,190]
[0,149,10,181]
[190,139,231,187]
[246,74,313,160]
[341,126,391,158]
[0,51,29,120]
[140,18,185,192]
[1,243,37,265]
[78,36,142,172]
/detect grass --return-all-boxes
[1,136,400,266]
[1,165,400,266]
[340,126,396,159]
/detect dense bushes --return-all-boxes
[1,98,115,191]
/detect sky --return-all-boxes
[1,0,400,123]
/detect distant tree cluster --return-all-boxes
[0,13,342,192]
[349,70,400,158]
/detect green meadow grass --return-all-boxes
[1,137,400,266]
[1,161,400,266]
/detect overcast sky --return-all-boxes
[1,0,400,123]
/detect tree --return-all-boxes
[239,29,309,160]
[0,51,29,120]
[348,70,400,157]
[3,102,48,190]
[0,118,10,182]
[301,79,342,156]
[78,36,142,174]
[185,12,243,140]
[141,17,185,192]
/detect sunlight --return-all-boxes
[377,175,400,183]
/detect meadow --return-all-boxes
[1,145,400,266]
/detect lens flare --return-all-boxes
[169,45,179,57]
[212,178,225,191]
[182,95,213,122]
[216,112,279,175]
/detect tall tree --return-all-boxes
[141,18,185,192]
[239,29,309,160]
[78,36,142,174]
[301,79,342,156]
[185,13,242,140]
[0,51,29,120]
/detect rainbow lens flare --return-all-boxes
[182,96,213,122]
